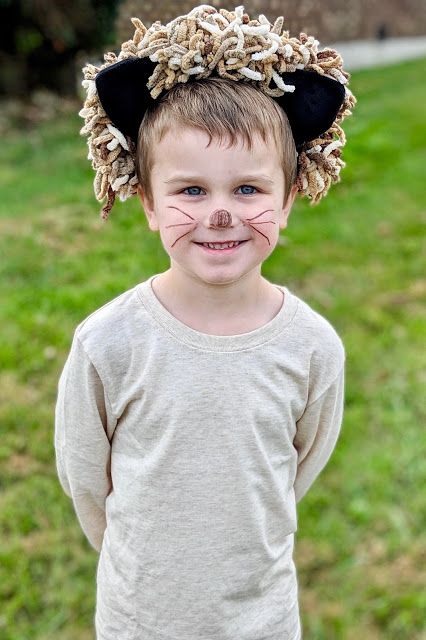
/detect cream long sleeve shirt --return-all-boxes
[54,273,345,640]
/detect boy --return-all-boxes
[55,5,355,639]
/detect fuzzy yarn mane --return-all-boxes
[79,4,356,219]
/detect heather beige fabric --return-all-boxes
[54,273,345,640]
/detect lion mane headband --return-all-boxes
[79,4,356,219]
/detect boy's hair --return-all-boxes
[136,77,297,207]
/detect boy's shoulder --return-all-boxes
[73,280,144,355]
[284,286,346,395]
[289,288,345,351]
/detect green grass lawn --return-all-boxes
[0,57,425,640]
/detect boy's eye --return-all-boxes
[183,186,203,196]
[182,185,258,196]
[238,185,258,195]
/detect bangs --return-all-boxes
[136,77,297,204]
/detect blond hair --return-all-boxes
[135,77,297,207]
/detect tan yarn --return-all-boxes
[79,4,356,219]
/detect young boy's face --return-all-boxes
[139,126,297,288]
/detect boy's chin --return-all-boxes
[167,263,264,288]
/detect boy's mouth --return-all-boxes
[194,240,248,250]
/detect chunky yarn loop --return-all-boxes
[79,4,356,219]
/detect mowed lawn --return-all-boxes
[0,57,425,640]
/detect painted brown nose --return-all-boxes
[209,209,232,228]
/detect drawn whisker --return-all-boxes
[245,209,274,221]
[246,223,271,245]
[170,228,195,247]
[165,222,194,228]
[167,206,196,221]
[247,220,276,226]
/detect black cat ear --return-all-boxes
[95,57,157,142]
[95,58,346,146]
[275,70,346,146]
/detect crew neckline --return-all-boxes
[136,274,299,352]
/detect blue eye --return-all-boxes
[238,185,257,195]
[183,187,203,196]
[182,185,258,196]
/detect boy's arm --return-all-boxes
[54,332,117,552]
[293,366,345,502]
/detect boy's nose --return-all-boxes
[209,209,232,228]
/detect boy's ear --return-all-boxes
[279,184,298,230]
[137,186,159,231]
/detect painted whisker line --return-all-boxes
[246,224,271,245]
[165,206,197,245]
[245,209,274,221]
[167,206,195,220]
[165,222,195,228]
[170,229,194,247]
[246,221,276,225]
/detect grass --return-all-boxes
[0,57,425,639]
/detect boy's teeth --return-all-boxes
[203,241,241,249]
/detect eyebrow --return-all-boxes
[163,174,275,185]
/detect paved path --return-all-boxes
[324,36,426,70]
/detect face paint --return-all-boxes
[165,206,196,248]
[165,206,277,247]
[209,209,232,228]
[243,209,276,246]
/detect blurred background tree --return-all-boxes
[0,0,123,97]
[1,0,425,98]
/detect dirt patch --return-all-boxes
[5,453,45,476]
[0,372,41,406]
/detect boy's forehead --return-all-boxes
[149,126,284,184]
[162,124,271,148]
[153,125,281,172]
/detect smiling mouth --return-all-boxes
[195,240,248,249]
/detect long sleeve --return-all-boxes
[293,366,345,503]
[54,332,117,552]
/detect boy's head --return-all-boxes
[135,78,299,284]
[80,5,356,221]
